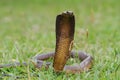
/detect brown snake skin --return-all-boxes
[53,11,75,72]
[0,11,93,74]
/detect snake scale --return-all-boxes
[0,11,93,74]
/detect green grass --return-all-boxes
[0,0,120,80]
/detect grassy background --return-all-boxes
[0,0,120,80]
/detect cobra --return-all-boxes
[33,11,93,73]
[0,11,93,74]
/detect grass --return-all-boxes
[0,0,120,80]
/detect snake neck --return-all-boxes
[53,11,75,72]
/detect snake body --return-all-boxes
[34,11,93,73]
[53,12,75,72]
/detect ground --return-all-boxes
[0,0,120,80]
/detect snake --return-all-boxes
[0,11,93,74]
[33,11,93,73]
